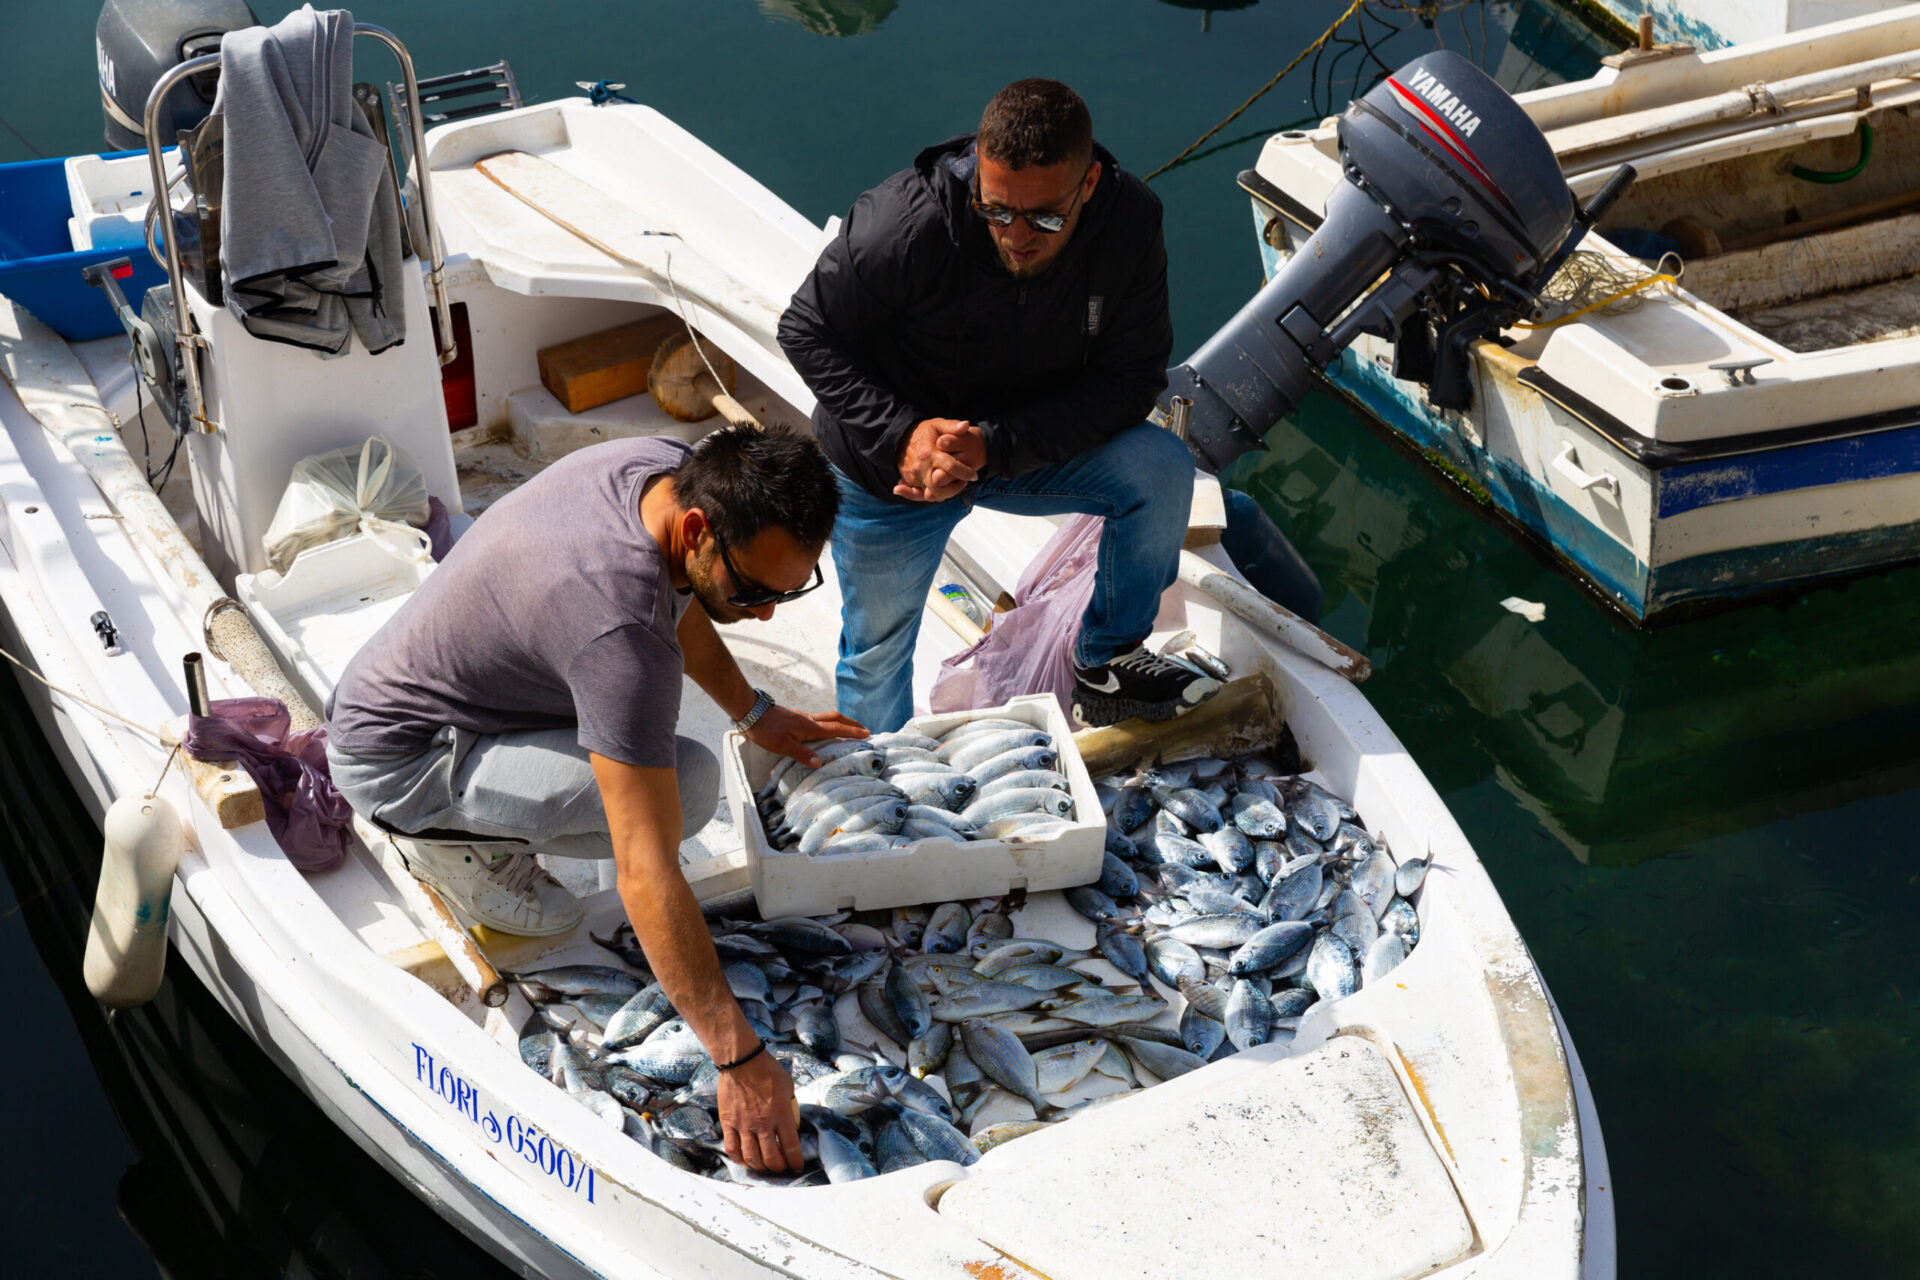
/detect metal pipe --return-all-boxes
[1554,47,1920,161]
[138,26,458,437]
[1167,395,1193,443]
[182,652,209,717]
[142,53,219,434]
[354,24,457,367]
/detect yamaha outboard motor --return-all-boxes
[1166,50,1634,473]
[96,0,259,150]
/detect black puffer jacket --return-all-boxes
[778,135,1173,502]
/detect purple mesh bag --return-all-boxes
[183,697,351,872]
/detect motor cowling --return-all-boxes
[96,0,259,150]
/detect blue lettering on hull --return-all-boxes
[411,1042,597,1204]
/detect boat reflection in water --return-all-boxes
[756,0,900,37]
[1229,390,1920,869]
[0,671,510,1279]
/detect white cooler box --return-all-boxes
[724,693,1106,917]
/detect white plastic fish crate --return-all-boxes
[724,693,1106,916]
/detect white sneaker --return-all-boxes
[397,841,585,937]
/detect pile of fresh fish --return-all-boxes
[752,717,1079,854]
[507,746,1425,1188]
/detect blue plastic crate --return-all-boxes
[0,151,173,342]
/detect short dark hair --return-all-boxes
[674,424,839,551]
[978,79,1092,170]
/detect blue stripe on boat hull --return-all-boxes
[1657,427,1920,518]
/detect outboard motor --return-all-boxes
[1166,50,1634,472]
[96,0,259,150]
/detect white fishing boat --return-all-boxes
[1583,0,1911,50]
[0,13,1611,1279]
[1243,4,1920,621]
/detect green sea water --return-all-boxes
[1,1,1916,1275]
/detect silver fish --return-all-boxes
[817,1126,879,1182]
[1165,912,1267,949]
[1032,1038,1110,1094]
[976,769,1070,801]
[795,1063,908,1115]
[1260,860,1324,923]
[1145,936,1207,988]
[1152,785,1222,833]
[1179,1002,1227,1058]
[934,980,1051,1022]
[858,973,914,1047]
[1119,1036,1210,1082]
[1395,856,1431,898]
[505,965,643,1000]
[1230,793,1288,840]
[1290,787,1341,843]
[1096,849,1141,899]
[971,746,1062,785]
[1363,932,1409,985]
[962,788,1076,825]
[1224,978,1272,1051]
[872,1111,923,1174]
[748,917,853,957]
[896,772,978,811]
[959,1020,1049,1113]
[924,902,972,953]
[1381,897,1420,946]
[1306,932,1359,1001]
[908,1022,954,1078]
[1228,921,1315,977]
[943,730,1051,771]
[1329,889,1380,955]
[886,1100,981,1166]
[1200,825,1256,874]
[1041,992,1165,1027]
[886,959,934,1040]
[601,983,675,1052]
[1153,830,1213,868]
[1351,848,1398,918]
[1064,885,1125,921]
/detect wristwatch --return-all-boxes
[732,688,775,733]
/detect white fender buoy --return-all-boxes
[83,793,184,1009]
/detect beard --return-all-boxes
[995,239,1062,279]
[687,542,753,624]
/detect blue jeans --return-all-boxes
[831,421,1194,733]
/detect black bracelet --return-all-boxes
[715,1040,766,1072]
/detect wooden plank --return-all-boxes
[537,314,683,413]
[1184,472,1227,550]
[1072,674,1282,778]
[163,716,263,830]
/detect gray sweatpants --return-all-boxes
[327,725,720,860]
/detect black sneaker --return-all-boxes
[1071,645,1223,728]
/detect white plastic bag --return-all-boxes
[263,436,432,574]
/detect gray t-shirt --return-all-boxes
[327,436,694,766]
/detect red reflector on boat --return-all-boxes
[112,263,134,279]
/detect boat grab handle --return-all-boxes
[142,24,459,434]
[1551,442,1620,501]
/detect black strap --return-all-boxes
[715,1041,766,1072]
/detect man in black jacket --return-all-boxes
[779,78,1218,731]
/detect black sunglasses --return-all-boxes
[970,164,1092,234]
[713,529,824,609]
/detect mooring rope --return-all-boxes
[0,642,165,742]
[1144,0,1368,182]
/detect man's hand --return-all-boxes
[896,418,984,502]
[717,1050,802,1173]
[746,705,869,768]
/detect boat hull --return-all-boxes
[1246,190,1920,624]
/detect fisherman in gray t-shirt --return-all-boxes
[327,425,861,1175]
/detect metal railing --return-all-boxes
[142,23,457,434]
